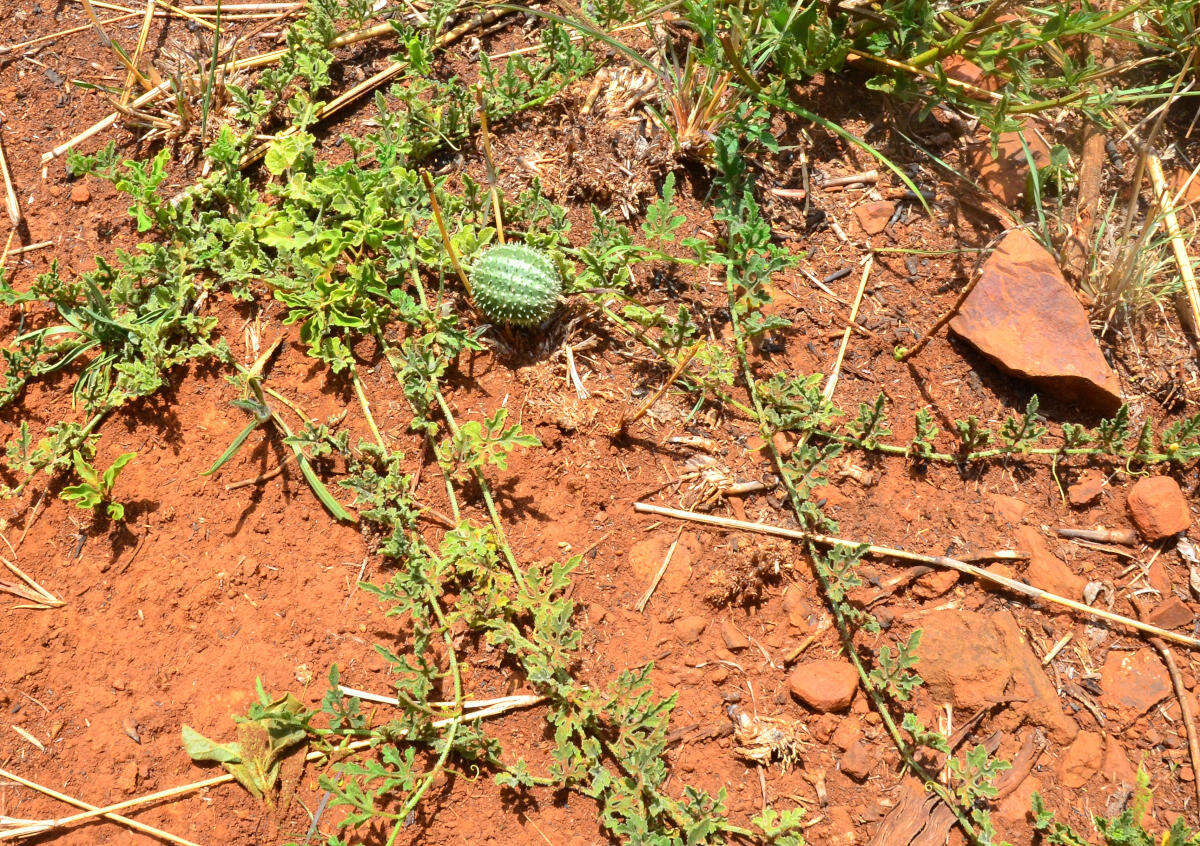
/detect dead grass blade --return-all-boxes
[634,501,1200,649]
[0,557,64,608]
[0,125,21,228]
[1147,153,1200,341]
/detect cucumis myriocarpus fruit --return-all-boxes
[469,243,561,327]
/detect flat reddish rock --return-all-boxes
[966,127,1051,207]
[1149,596,1194,630]
[949,230,1122,414]
[1068,469,1106,507]
[853,200,895,236]
[788,659,859,712]
[918,609,1077,743]
[840,740,875,781]
[1056,731,1103,788]
[1127,476,1191,541]
[1100,647,1170,721]
[1015,526,1086,600]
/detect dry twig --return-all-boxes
[822,254,871,401]
[634,501,1200,648]
[1131,597,1200,812]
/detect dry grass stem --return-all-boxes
[620,342,701,431]
[634,501,1200,648]
[0,13,138,54]
[1147,154,1200,340]
[0,127,21,228]
[122,0,160,106]
[634,525,684,612]
[0,692,543,841]
[822,254,872,401]
[0,766,198,846]
[337,686,544,712]
[1,557,64,608]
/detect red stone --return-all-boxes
[1056,731,1103,788]
[1127,476,1191,541]
[1068,470,1106,507]
[1149,597,1194,630]
[1100,647,1170,721]
[966,127,1051,207]
[673,615,708,643]
[989,492,1028,524]
[853,200,895,236]
[1016,526,1085,600]
[949,230,1122,414]
[840,740,875,781]
[788,659,859,712]
[719,620,750,651]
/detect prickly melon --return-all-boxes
[469,243,561,327]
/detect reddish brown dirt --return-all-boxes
[3,6,1200,846]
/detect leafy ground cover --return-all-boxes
[2,0,1200,844]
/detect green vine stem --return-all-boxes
[722,272,987,845]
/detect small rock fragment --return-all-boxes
[913,569,958,599]
[831,716,862,751]
[674,615,708,644]
[1149,597,1194,630]
[1056,731,1103,788]
[1100,647,1171,722]
[989,493,1028,525]
[949,229,1122,414]
[1127,476,1191,541]
[1068,470,1106,507]
[853,201,895,236]
[719,620,750,651]
[840,740,875,781]
[1102,736,1137,788]
[122,717,141,744]
[1016,526,1086,600]
[69,182,91,204]
[788,659,859,712]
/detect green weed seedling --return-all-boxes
[60,451,136,521]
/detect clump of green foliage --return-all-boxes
[60,451,136,521]
[1033,769,1200,845]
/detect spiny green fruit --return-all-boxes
[469,243,561,327]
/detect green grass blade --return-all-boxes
[785,104,930,214]
[497,5,665,81]
[201,419,262,476]
[292,449,354,522]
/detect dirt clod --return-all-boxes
[1149,596,1194,630]
[719,620,750,650]
[1068,470,1106,507]
[674,615,708,643]
[1057,731,1103,788]
[853,201,895,236]
[840,740,875,781]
